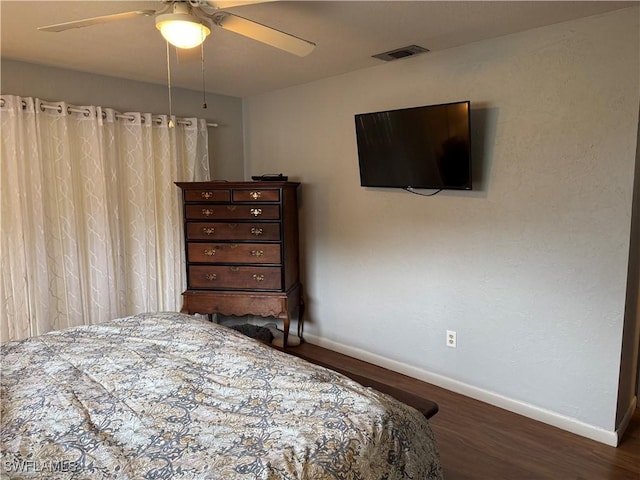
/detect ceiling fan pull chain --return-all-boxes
[166,41,174,128]
[201,37,207,109]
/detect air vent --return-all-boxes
[372,45,430,62]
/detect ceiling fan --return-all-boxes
[37,0,316,57]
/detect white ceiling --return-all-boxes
[1,1,635,98]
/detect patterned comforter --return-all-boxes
[1,312,443,479]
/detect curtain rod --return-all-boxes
[38,102,219,128]
[0,97,218,128]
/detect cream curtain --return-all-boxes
[0,95,210,342]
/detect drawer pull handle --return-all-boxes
[204,249,216,256]
[202,227,215,235]
[250,208,263,217]
[251,250,264,257]
[201,191,213,199]
[205,273,217,281]
[227,205,237,211]
[253,274,265,282]
[202,208,214,216]
[250,191,261,200]
[250,227,263,236]
[230,244,239,249]
[230,267,240,272]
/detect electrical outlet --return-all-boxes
[446,330,457,348]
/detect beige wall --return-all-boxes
[1,59,245,181]
[243,7,640,442]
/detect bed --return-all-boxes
[1,312,443,479]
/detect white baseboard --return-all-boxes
[303,333,620,447]
[616,395,637,445]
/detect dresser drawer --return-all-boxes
[187,243,281,264]
[189,266,282,290]
[186,222,281,241]
[185,204,280,220]
[233,189,280,203]
[184,189,231,203]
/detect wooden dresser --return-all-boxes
[176,181,303,347]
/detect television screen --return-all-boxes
[355,101,471,190]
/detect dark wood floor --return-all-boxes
[285,342,640,480]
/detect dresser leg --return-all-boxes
[297,293,305,341]
[282,315,290,348]
[281,287,304,348]
[180,299,189,314]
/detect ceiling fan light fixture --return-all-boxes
[156,12,210,49]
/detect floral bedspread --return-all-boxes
[1,312,443,479]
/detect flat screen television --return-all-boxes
[354,100,472,190]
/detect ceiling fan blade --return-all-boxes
[202,1,277,10]
[38,10,156,33]
[211,12,315,57]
